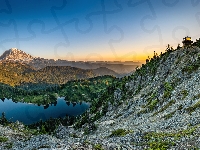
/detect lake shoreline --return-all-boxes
[0,98,90,125]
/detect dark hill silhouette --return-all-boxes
[0,63,119,87]
[92,67,120,77]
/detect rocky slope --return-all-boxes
[0,46,200,149]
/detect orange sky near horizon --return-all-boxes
[1,1,199,62]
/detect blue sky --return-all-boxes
[0,0,200,61]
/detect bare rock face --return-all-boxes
[114,88,122,102]
[55,125,70,139]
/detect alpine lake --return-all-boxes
[0,97,90,124]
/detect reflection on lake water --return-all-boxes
[0,97,90,124]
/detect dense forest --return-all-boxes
[0,75,116,105]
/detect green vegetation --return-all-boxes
[0,75,115,105]
[140,92,159,113]
[73,76,120,129]
[0,61,35,86]
[164,82,173,98]
[0,112,9,126]
[83,128,89,135]
[163,111,176,120]
[153,100,175,116]
[94,144,104,150]
[0,62,95,86]
[0,82,58,105]
[0,111,80,136]
[83,140,90,145]
[62,76,115,102]
[181,90,188,99]
[186,100,200,114]
[0,136,8,142]
[182,64,199,74]
[70,133,79,138]
[182,54,200,74]
[145,125,197,140]
[108,129,130,137]
[177,104,183,111]
[27,117,72,135]
[144,126,198,149]
[148,99,159,111]
[164,82,173,91]
[193,93,200,99]
[147,140,174,150]
[193,38,200,48]
[5,142,13,149]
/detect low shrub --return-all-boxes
[148,99,158,111]
[163,111,176,119]
[163,82,173,99]
[0,136,8,142]
[148,141,174,150]
[5,142,13,149]
[94,144,104,150]
[109,129,129,137]
[153,100,175,116]
[181,90,188,99]
[186,100,200,114]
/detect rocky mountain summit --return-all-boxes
[0,48,33,61]
[0,46,200,149]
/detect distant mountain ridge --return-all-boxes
[92,67,120,77]
[0,62,94,86]
[0,48,140,75]
[0,60,119,87]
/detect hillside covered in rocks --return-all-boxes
[0,45,200,149]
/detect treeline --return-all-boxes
[193,38,200,48]
[61,75,116,102]
[0,75,116,105]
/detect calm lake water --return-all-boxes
[0,97,90,124]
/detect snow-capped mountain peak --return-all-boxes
[0,48,34,61]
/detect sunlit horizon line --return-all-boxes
[8,35,198,62]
